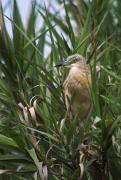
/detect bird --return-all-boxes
[56,54,92,122]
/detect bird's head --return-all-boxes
[55,54,86,68]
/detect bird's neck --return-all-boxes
[70,62,90,74]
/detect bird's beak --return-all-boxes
[55,62,63,67]
[55,60,68,67]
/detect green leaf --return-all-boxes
[0,134,19,148]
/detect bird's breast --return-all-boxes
[64,66,91,94]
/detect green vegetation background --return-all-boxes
[0,0,121,179]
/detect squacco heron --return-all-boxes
[57,54,92,122]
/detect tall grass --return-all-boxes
[0,0,121,179]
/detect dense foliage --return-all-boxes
[0,0,121,179]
